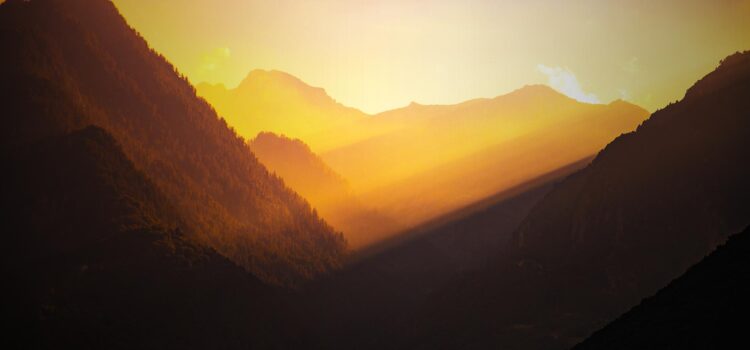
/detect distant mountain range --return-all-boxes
[340,87,648,228]
[197,70,368,152]
[200,71,650,243]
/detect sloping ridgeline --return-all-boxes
[404,51,750,349]
[573,225,750,349]
[0,0,346,286]
[513,50,750,322]
[1,127,300,348]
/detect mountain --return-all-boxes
[0,0,345,286]
[199,68,649,243]
[249,132,399,249]
[324,85,650,230]
[404,51,750,349]
[197,70,369,152]
[573,225,750,349]
[325,85,647,190]
[1,126,296,348]
[250,132,351,209]
[514,50,750,308]
[298,160,588,349]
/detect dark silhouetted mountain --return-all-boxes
[403,51,750,349]
[0,0,345,286]
[574,225,750,349]
[1,127,297,348]
[514,50,750,311]
[249,132,400,249]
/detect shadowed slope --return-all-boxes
[0,0,345,285]
[574,225,750,350]
[514,51,750,305]
[1,127,296,348]
[298,161,584,349]
[405,51,750,349]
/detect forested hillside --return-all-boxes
[250,132,399,248]
[0,0,346,286]
[1,127,297,348]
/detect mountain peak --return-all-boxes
[517,83,557,93]
[244,69,302,84]
[607,98,649,113]
[235,69,336,105]
[253,131,311,152]
[239,69,318,91]
[503,84,570,101]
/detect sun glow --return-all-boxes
[110,0,750,249]
[114,0,750,114]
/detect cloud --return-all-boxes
[537,64,600,104]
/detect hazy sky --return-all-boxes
[112,0,750,114]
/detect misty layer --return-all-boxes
[200,75,649,248]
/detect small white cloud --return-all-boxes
[537,64,600,104]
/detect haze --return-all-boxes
[113,0,749,114]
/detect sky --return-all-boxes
[112,0,750,114]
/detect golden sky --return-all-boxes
[112,0,750,113]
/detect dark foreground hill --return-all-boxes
[574,225,750,349]
[0,0,345,286]
[1,127,298,348]
[514,50,750,305]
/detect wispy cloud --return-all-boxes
[537,64,600,104]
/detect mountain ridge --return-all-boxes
[2,125,296,348]
[0,0,346,286]
[321,85,649,230]
[249,132,400,249]
[573,225,750,349]
[511,49,750,320]
[378,50,750,350]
